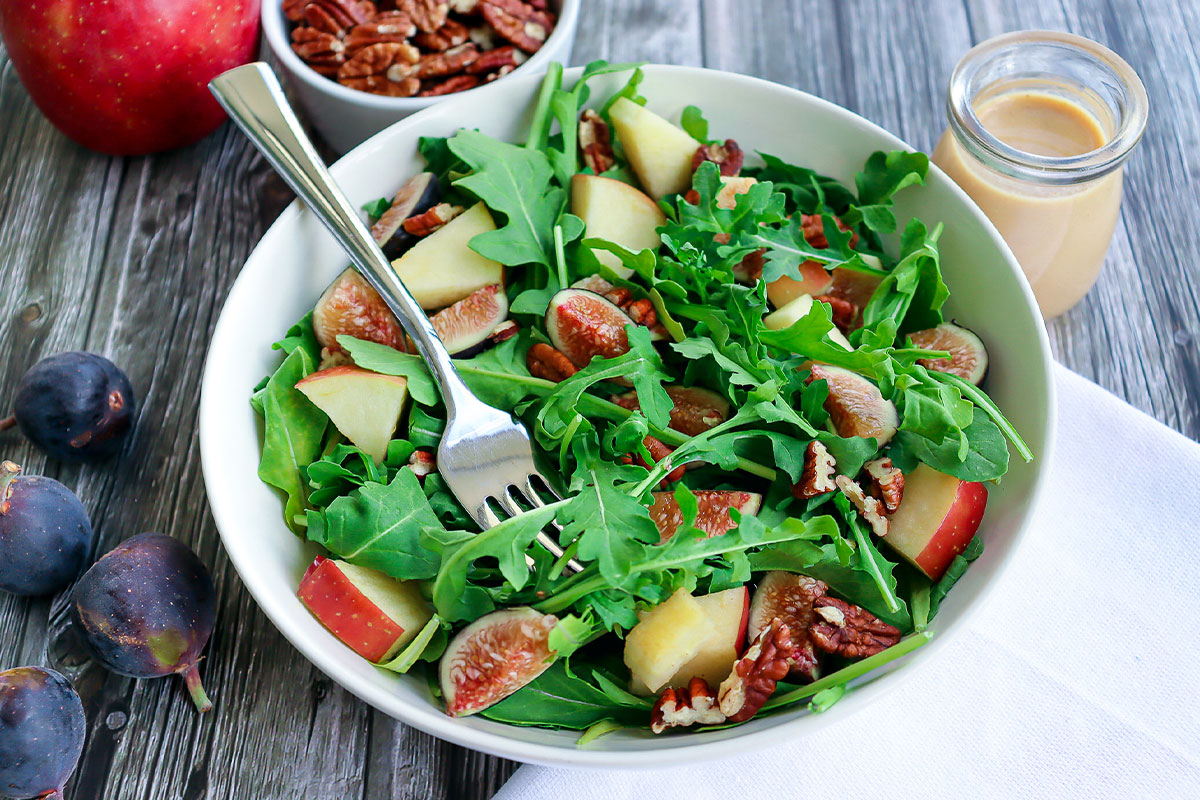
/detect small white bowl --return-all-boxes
[200,65,1055,768]
[262,0,580,153]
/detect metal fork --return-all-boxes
[210,63,582,573]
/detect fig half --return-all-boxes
[312,268,407,354]
[370,172,441,259]
[808,363,898,446]
[612,386,730,437]
[429,284,510,357]
[747,571,827,682]
[545,288,634,369]
[649,490,761,544]
[440,607,557,717]
[908,322,989,385]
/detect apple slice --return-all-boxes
[296,365,409,463]
[298,555,433,663]
[391,202,504,310]
[763,293,853,351]
[608,97,701,200]
[884,463,988,581]
[767,260,835,308]
[623,588,713,694]
[570,174,666,278]
[667,586,750,690]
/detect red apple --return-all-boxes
[298,555,433,663]
[0,0,260,155]
[884,464,988,580]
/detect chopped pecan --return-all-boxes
[402,203,464,235]
[835,474,889,538]
[487,319,519,344]
[601,286,632,307]
[800,213,859,250]
[408,450,437,479]
[792,440,837,500]
[344,11,418,56]
[864,457,904,514]
[480,0,556,53]
[526,343,578,383]
[318,346,353,371]
[291,27,348,77]
[691,139,744,177]
[624,298,656,328]
[810,596,901,658]
[337,42,421,97]
[397,0,450,33]
[650,677,725,734]
[816,294,855,333]
[718,618,792,723]
[303,0,375,35]
[419,74,481,96]
[579,109,616,174]
[466,45,522,74]
[414,17,470,50]
[413,42,480,79]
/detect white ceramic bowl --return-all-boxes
[262,0,579,153]
[200,65,1055,768]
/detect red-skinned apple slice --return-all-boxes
[298,556,433,663]
[296,366,409,464]
[884,463,988,580]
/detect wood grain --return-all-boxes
[0,0,1196,798]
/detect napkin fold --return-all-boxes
[497,364,1200,799]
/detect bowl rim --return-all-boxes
[201,63,1056,768]
[261,0,581,111]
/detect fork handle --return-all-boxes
[209,63,484,418]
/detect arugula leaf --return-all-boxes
[543,61,644,186]
[746,151,856,213]
[679,105,710,142]
[890,407,1009,482]
[257,346,327,533]
[305,468,442,580]
[338,336,440,405]
[558,466,661,585]
[843,150,929,233]
[862,218,948,333]
[928,535,983,618]
[809,683,846,713]
[833,492,901,614]
[362,197,391,224]
[480,660,646,730]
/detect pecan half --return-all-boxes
[284,0,311,22]
[413,42,479,79]
[526,343,578,383]
[414,17,470,50]
[338,42,421,97]
[864,457,904,514]
[397,0,450,33]
[303,0,375,35]
[601,286,632,307]
[408,450,437,479]
[792,440,837,500]
[718,618,792,723]
[800,213,859,250]
[835,474,889,538]
[402,203,464,235]
[419,74,481,95]
[816,294,856,333]
[291,27,348,77]
[480,0,556,53]
[624,298,656,328]
[344,11,418,56]
[650,677,725,734]
[579,109,616,174]
[810,597,901,658]
[691,139,744,177]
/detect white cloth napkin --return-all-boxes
[496,364,1200,799]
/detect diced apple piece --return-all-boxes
[884,464,988,581]
[298,556,433,663]
[763,294,853,351]
[667,586,749,689]
[608,97,701,200]
[570,174,666,278]
[716,176,757,210]
[391,202,504,310]
[623,588,712,694]
[296,365,409,463]
[767,260,835,308]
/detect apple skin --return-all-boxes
[298,556,406,663]
[0,0,260,155]
[885,464,988,581]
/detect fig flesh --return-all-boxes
[613,386,730,437]
[440,607,558,717]
[71,533,216,712]
[0,461,92,596]
[747,571,827,682]
[808,363,898,446]
[649,490,761,544]
[369,172,441,259]
[429,284,509,357]
[312,268,408,354]
[908,322,989,385]
[11,352,136,461]
[545,288,634,369]
[0,667,85,800]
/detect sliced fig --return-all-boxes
[545,288,634,369]
[908,322,989,385]
[440,607,558,717]
[429,284,509,357]
[808,363,898,446]
[612,386,730,437]
[370,172,441,259]
[747,571,827,682]
[312,268,407,354]
[570,275,616,294]
[649,490,761,545]
[825,266,882,330]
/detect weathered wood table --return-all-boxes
[1,0,1196,797]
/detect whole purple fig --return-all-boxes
[0,460,92,596]
[70,533,216,712]
[0,667,86,800]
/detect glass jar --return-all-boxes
[932,30,1148,318]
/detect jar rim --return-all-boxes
[947,30,1149,184]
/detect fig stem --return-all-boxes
[0,414,15,432]
[35,790,65,800]
[180,664,213,713]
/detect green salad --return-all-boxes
[252,61,1031,741]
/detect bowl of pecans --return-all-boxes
[264,0,579,152]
